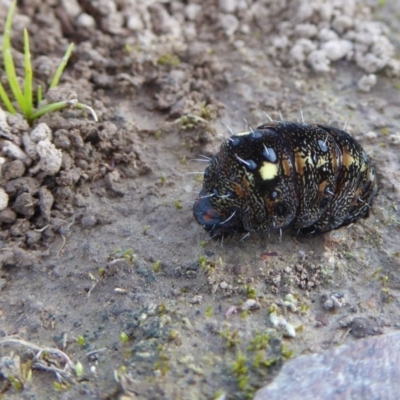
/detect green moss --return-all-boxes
[381,288,394,303]
[168,329,181,345]
[53,381,69,391]
[179,115,196,129]
[281,345,294,359]
[119,332,129,343]
[110,247,136,264]
[246,285,257,299]
[124,43,132,53]
[158,302,168,315]
[232,352,249,391]
[252,351,278,369]
[198,101,213,120]
[380,275,389,286]
[153,260,161,273]
[220,329,241,348]
[268,303,279,313]
[8,375,23,391]
[154,130,162,140]
[77,335,86,347]
[174,199,182,210]
[381,127,389,136]
[75,361,84,378]
[153,345,170,376]
[205,305,213,318]
[158,54,180,67]
[299,304,310,313]
[260,356,278,367]
[247,332,270,352]
[344,252,355,260]
[198,255,207,269]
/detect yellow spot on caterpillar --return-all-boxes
[295,153,306,174]
[259,161,278,180]
[281,158,292,177]
[360,160,367,172]
[317,157,327,168]
[234,131,251,136]
[342,148,354,168]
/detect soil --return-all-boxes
[0,1,400,399]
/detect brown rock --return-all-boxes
[10,219,31,237]
[2,159,26,180]
[0,208,17,224]
[12,192,37,218]
[5,177,41,196]
[38,186,54,221]
[26,230,42,246]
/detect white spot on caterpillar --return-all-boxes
[259,161,279,180]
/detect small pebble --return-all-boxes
[321,292,346,311]
[0,208,16,223]
[220,281,228,289]
[365,131,378,140]
[26,230,42,246]
[81,214,97,228]
[2,160,25,180]
[190,295,203,304]
[270,312,296,338]
[389,132,400,145]
[321,39,352,61]
[357,74,377,92]
[240,299,261,312]
[76,13,96,29]
[30,123,52,142]
[0,188,9,211]
[218,0,236,13]
[12,192,36,218]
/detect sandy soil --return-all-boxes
[0,1,400,399]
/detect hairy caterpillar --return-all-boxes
[193,121,378,237]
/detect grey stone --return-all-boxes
[255,332,400,400]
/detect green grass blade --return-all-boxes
[37,85,43,104]
[31,99,98,123]
[30,99,75,121]
[3,0,27,115]
[0,80,16,113]
[74,102,98,121]
[50,43,74,88]
[23,29,33,119]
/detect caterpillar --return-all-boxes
[193,121,378,237]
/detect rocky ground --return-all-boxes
[0,0,400,399]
